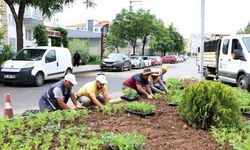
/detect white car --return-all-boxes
[130,56,144,69]
[142,56,151,67]
[0,46,73,86]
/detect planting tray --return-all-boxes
[21,109,40,116]
[168,102,178,107]
[125,109,155,117]
[120,94,140,101]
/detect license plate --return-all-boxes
[4,74,16,79]
[106,64,112,66]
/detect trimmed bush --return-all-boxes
[178,80,241,130]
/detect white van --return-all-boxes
[0,46,73,86]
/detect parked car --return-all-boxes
[162,55,177,64]
[154,56,162,65]
[130,56,144,69]
[149,56,158,66]
[142,56,151,67]
[100,53,131,72]
[0,46,73,86]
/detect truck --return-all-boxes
[197,34,250,91]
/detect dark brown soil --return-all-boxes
[86,99,231,150]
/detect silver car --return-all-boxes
[130,56,144,69]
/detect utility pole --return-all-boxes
[129,0,142,11]
[200,0,205,79]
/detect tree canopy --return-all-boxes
[108,8,184,56]
[237,22,250,34]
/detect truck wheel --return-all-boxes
[34,72,44,86]
[204,69,214,80]
[237,75,250,90]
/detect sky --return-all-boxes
[55,0,250,38]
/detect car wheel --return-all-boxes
[237,74,250,91]
[34,72,44,86]
[101,67,106,71]
[128,64,131,71]
[120,64,124,72]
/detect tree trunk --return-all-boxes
[141,36,147,56]
[5,1,25,51]
[16,20,24,51]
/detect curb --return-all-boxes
[73,69,101,74]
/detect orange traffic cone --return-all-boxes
[4,93,13,119]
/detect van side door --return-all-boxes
[44,50,59,79]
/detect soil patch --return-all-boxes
[86,99,230,150]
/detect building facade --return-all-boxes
[0,1,8,43]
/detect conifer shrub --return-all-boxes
[178,80,241,130]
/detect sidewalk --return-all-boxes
[73,65,101,74]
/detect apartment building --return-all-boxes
[0,1,8,42]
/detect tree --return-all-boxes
[111,9,143,54]
[33,24,48,46]
[150,23,184,56]
[68,39,90,65]
[136,9,158,56]
[4,0,95,51]
[237,22,250,34]
[106,32,127,53]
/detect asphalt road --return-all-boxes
[0,58,199,115]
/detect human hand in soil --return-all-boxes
[161,91,166,94]
[76,105,85,109]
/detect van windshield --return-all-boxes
[12,49,46,61]
[243,37,250,52]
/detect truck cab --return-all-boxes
[218,35,250,90]
[197,34,250,91]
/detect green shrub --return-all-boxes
[178,80,241,130]
[0,45,13,66]
[68,39,90,64]
[33,25,48,46]
[89,55,101,64]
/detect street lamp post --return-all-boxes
[200,0,205,79]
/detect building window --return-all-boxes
[9,38,16,50]
[25,29,32,41]
[94,28,98,32]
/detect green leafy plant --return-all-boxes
[211,122,250,149]
[153,93,168,101]
[96,103,125,115]
[101,132,146,150]
[122,88,137,97]
[233,87,250,107]
[178,80,241,130]
[124,102,155,113]
[167,78,184,103]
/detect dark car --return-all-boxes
[100,53,131,72]
[162,55,177,64]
